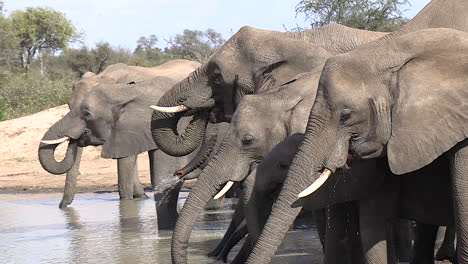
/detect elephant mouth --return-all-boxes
[78,129,106,147]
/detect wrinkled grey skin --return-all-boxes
[170,68,324,264]
[151,24,386,159]
[39,60,200,209]
[247,28,468,264]
[38,61,202,229]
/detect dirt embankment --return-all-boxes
[0,105,153,193]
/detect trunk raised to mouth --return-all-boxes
[151,66,214,157]
[174,122,221,177]
[38,112,85,174]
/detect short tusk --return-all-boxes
[149,105,189,113]
[297,169,332,198]
[214,181,235,200]
[41,136,70,145]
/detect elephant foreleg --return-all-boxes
[218,220,248,263]
[154,176,182,230]
[148,149,158,188]
[435,225,456,262]
[449,139,468,263]
[208,195,245,258]
[117,155,137,200]
[410,222,438,264]
[131,155,147,199]
[59,146,83,208]
[359,179,398,264]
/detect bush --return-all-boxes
[0,72,73,119]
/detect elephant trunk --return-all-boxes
[171,164,225,264]
[247,101,336,263]
[38,111,85,174]
[171,141,249,264]
[174,122,220,177]
[151,66,214,157]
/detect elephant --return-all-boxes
[169,67,324,264]
[38,60,201,229]
[150,24,387,162]
[246,28,468,264]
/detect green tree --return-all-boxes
[166,29,225,62]
[10,7,81,72]
[296,0,409,31]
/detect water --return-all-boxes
[0,191,323,264]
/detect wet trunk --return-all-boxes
[38,112,84,175]
[246,103,335,263]
[171,163,225,264]
[151,67,212,157]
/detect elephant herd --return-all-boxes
[37,0,468,263]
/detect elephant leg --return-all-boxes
[59,146,83,208]
[117,155,137,200]
[148,149,159,189]
[359,181,398,264]
[449,139,468,263]
[435,225,456,262]
[154,176,182,230]
[315,208,327,251]
[392,219,415,262]
[209,196,245,258]
[324,201,364,264]
[218,221,248,263]
[410,222,437,264]
[131,155,148,199]
[231,235,253,264]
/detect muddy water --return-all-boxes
[0,191,323,264]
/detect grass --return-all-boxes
[8,157,33,162]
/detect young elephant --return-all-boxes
[170,68,323,264]
[248,28,467,264]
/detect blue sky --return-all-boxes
[4,0,431,51]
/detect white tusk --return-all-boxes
[297,169,332,198]
[149,105,189,113]
[214,181,235,200]
[41,136,70,145]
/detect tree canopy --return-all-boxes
[166,29,225,62]
[10,7,81,71]
[296,0,410,31]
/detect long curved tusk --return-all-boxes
[214,181,235,200]
[41,136,70,145]
[297,169,332,198]
[149,105,189,113]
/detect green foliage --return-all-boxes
[166,29,225,62]
[10,7,81,71]
[296,0,409,31]
[0,72,72,119]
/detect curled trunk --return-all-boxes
[38,112,84,174]
[151,67,213,157]
[174,122,220,177]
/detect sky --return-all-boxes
[4,0,431,51]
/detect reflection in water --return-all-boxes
[0,193,322,264]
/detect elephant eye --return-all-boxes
[340,109,352,122]
[84,110,93,120]
[242,134,255,146]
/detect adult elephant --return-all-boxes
[38,60,200,229]
[150,25,386,159]
[247,28,467,263]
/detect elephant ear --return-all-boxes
[387,56,468,175]
[101,78,174,158]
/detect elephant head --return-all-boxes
[169,70,323,264]
[39,77,177,174]
[246,28,468,264]
[151,26,331,157]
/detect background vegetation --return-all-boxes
[0,0,408,120]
